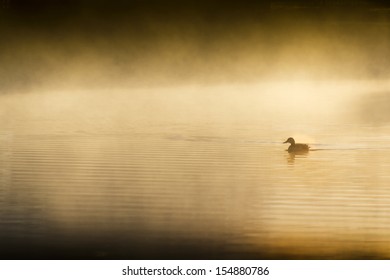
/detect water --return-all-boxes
[1,82,390,259]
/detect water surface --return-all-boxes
[1,82,390,259]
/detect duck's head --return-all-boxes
[283,137,295,145]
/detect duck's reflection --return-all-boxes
[285,151,309,165]
[286,152,296,164]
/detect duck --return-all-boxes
[283,137,309,153]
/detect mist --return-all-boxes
[1,0,390,93]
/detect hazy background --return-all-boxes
[1,0,390,92]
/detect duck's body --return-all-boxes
[283,137,309,153]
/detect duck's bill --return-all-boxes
[283,140,288,143]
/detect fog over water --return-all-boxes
[1,0,390,91]
[1,1,390,259]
